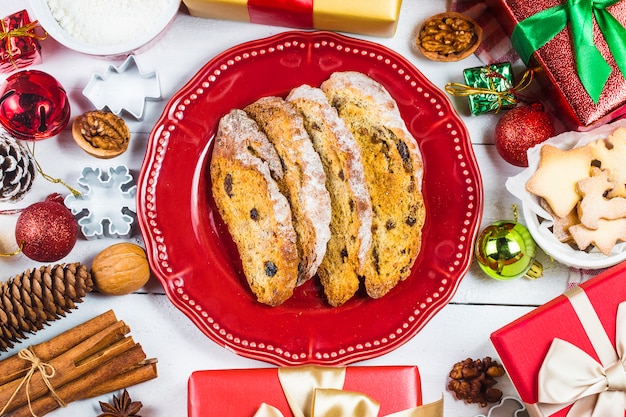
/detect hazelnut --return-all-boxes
[91,242,151,295]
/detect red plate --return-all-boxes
[137,31,483,365]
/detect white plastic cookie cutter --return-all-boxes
[64,165,137,240]
[82,54,161,120]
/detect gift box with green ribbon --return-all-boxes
[445,62,533,115]
[486,0,626,131]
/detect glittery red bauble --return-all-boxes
[0,70,70,140]
[494,103,556,167]
[15,195,78,262]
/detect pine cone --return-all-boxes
[0,262,94,352]
[0,130,36,202]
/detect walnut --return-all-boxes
[72,109,130,159]
[91,242,151,295]
[416,12,482,62]
[447,357,505,407]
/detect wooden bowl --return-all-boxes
[72,110,130,159]
[416,12,482,62]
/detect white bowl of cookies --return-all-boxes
[506,119,626,269]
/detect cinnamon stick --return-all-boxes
[0,310,119,386]
[82,358,158,398]
[5,347,158,417]
[0,320,133,413]
[0,310,158,417]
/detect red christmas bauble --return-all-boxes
[0,70,71,140]
[15,194,78,262]
[494,103,555,167]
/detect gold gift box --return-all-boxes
[182,0,402,37]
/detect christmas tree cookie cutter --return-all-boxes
[64,165,137,240]
[82,55,161,120]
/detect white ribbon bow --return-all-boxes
[253,366,443,417]
[537,287,626,417]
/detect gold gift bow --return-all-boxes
[253,366,443,417]
[0,18,47,69]
[444,68,534,114]
[533,286,626,417]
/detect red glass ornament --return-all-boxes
[494,103,556,167]
[15,193,78,262]
[0,70,70,140]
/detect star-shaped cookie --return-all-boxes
[588,127,626,198]
[526,144,594,218]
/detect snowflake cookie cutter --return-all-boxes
[82,55,161,120]
[64,165,137,240]
[474,397,529,417]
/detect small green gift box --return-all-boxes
[447,62,521,115]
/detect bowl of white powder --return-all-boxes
[30,0,181,56]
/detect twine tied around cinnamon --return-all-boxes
[445,68,535,114]
[0,19,47,69]
[0,347,66,417]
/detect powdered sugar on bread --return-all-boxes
[288,84,374,306]
[287,84,373,266]
[216,109,284,184]
[321,71,424,186]
[321,71,426,299]
[210,109,299,306]
[245,97,332,283]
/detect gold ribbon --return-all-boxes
[253,366,444,417]
[0,347,66,417]
[445,68,534,114]
[0,18,47,69]
[535,286,626,417]
[27,142,81,197]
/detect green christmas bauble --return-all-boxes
[475,220,542,280]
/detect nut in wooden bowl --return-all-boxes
[72,109,130,159]
[416,12,482,62]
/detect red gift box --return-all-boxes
[0,10,45,73]
[490,262,626,417]
[188,366,422,416]
[485,0,626,131]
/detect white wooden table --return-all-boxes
[0,1,578,416]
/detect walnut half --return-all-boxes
[416,12,482,62]
[72,110,130,159]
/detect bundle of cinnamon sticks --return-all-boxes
[0,310,157,417]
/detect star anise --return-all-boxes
[98,389,143,417]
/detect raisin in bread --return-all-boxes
[287,84,373,306]
[210,109,299,306]
[321,71,426,299]
[245,97,332,284]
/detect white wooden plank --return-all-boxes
[0,1,596,417]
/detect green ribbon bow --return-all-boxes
[511,0,626,104]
